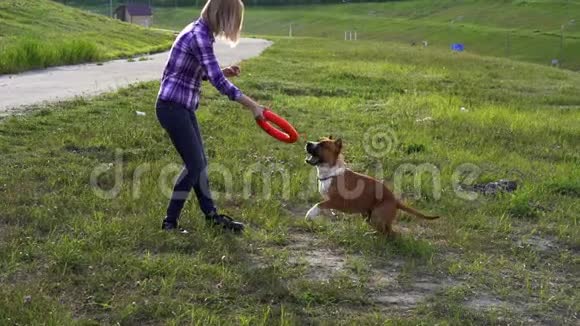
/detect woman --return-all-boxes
[156,0,264,233]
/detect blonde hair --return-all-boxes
[201,0,244,46]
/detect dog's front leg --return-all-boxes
[305,203,321,220]
[305,201,337,220]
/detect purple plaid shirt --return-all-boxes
[157,19,243,110]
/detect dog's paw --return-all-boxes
[305,204,320,220]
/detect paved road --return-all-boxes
[0,38,272,115]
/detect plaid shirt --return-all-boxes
[157,19,243,110]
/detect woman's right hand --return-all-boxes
[251,105,265,120]
[237,94,265,120]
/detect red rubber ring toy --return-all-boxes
[256,109,299,144]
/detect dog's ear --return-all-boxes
[335,138,343,152]
[328,135,334,140]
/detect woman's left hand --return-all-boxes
[222,65,241,78]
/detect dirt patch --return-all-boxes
[412,279,449,291]
[464,295,549,325]
[371,275,458,310]
[467,294,505,310]
[290,249,347,281]
[249,228,463,314]
[465,293,558,325]
[246,231,348,280]
[285,232,350,282]
[374,292,425,306]
[465,293,523,313]
[282,231,459,311]
[369,265,401,287]
[516,234,559,252]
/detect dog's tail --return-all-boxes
[397,201,440,220]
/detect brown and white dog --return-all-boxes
[304,137,439,237]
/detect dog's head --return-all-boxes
[305,136,343,167]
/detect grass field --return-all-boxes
[152,0,580,70]
[0,0,173,74]
[1,34,579,323]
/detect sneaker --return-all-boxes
[161,219,189,234]
[205,212,245,233]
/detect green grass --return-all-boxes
[1,36,579,324]
[153,0,580,70]
[0,0,173,74]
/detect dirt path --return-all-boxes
[0,38,272,115]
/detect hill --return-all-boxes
[0,0,173,74]
[153,0,580,70]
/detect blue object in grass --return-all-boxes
[451,43,465,52]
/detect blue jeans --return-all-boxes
[156,100,216,222]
